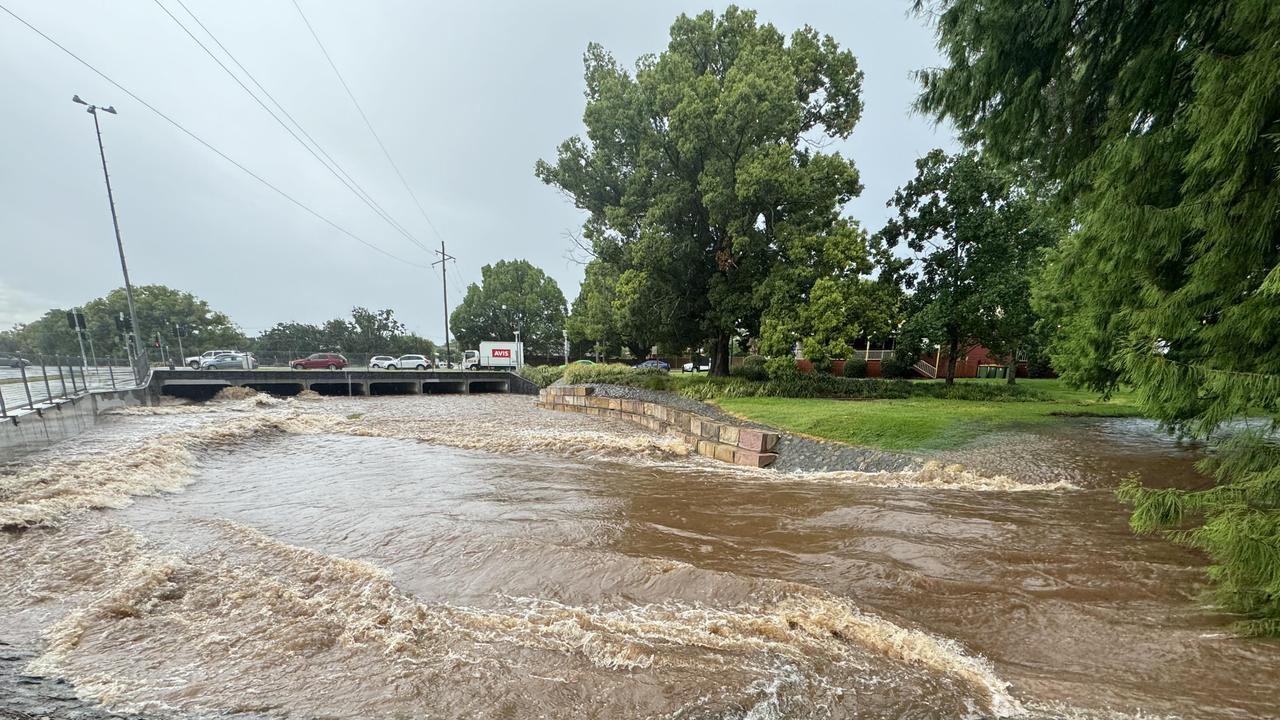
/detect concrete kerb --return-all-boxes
[538,384,778,468]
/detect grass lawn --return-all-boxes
[715,379,1142,452]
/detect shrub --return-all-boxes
[842,358,868,378]
[733,354,769,381]
[880,356,911,379]
[519,364,564,388]
[916,381,1044,401]
[561,362,672,390]
[764,356,800,381]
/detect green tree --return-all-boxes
[2,285,245,361]
[253,322,324,354]
[566,261,625,358]
[757,220,903,371]
[879,150,1053,384]
[537,6,866,375]
[349,307,405,352]
[450,260,568,356]
[917,0,1280,632]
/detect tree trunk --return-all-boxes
[710,332,731,377]
[945,337,960,385]
[1005,354,1017,385]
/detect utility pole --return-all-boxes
[173,322,185,365]
[432,240,455,365]
[74,95,144,384]
[68,309,89,371]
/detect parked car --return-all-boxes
[682,359,711,373]
[390,354,429,370]
[1,353,31,368]
[291,352,347,370]
[201,352,257,370]
[635,359,671,371]
[186,349,237,369]
[369,355,396,369]
[434,359,451,369]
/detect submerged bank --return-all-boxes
[1,393,1276,718]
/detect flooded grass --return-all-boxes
[716,379,1143,451]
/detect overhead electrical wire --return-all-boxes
[170,0,426,254]
[290,0,448,245]
[151,0,430,254]
[0,2,429,269]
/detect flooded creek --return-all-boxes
[1,394,1277,718]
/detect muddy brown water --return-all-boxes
[1,395,1277,719]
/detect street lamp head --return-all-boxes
[72,94,87,105]
[103,106,117,114]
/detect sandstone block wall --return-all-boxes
[537,386,778,468]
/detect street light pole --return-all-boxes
[74,94,144,384]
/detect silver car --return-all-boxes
[369,355,395,369]
[200,353,257,370]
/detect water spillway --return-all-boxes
[0,393,1275,719]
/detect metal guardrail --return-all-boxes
[0,354,139,421]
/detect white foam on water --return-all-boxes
[24,518,1026,718]
[0,412,350,527]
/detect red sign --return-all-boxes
[492,348,512,358]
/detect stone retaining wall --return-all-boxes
[538,385,778,467]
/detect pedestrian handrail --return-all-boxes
[913,358,938,379]
[1,353,140,421]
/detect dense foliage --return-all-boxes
[541,7,894,375]
[879,150,1056,384]
[518,364,566,389]
[842,358,867,378]
[0,285,246,359]
[450,260,568,356]
[678,374,1044,402]
[561,362,672,389]
[917,0,1280,632]
[254,307,436,358]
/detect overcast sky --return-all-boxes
[0,0,957,341]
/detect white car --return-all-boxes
[199,352,257,370]
[186,349,237,369]
[390,354,429,370]
[369,355,395,369]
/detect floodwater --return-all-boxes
[1,393,1277,719]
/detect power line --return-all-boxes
[0,2,427,269]
[291,0,448,245]
[151,0,430,255]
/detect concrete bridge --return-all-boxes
[152,368,538,400]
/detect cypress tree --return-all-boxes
[914,0,1280,633]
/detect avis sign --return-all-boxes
[492,349,512,358]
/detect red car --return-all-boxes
[291,352,348,370]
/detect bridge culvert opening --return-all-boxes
[369,382,418,396]
[244,383,305,397]
[161,385,223,401]
[467,380,508,394]
[309,382,364,397]
[422,381,467,394]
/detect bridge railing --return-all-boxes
[1,354,138,421]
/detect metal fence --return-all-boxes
[0,354,139,420]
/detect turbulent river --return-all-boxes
[1,393,1277,719]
